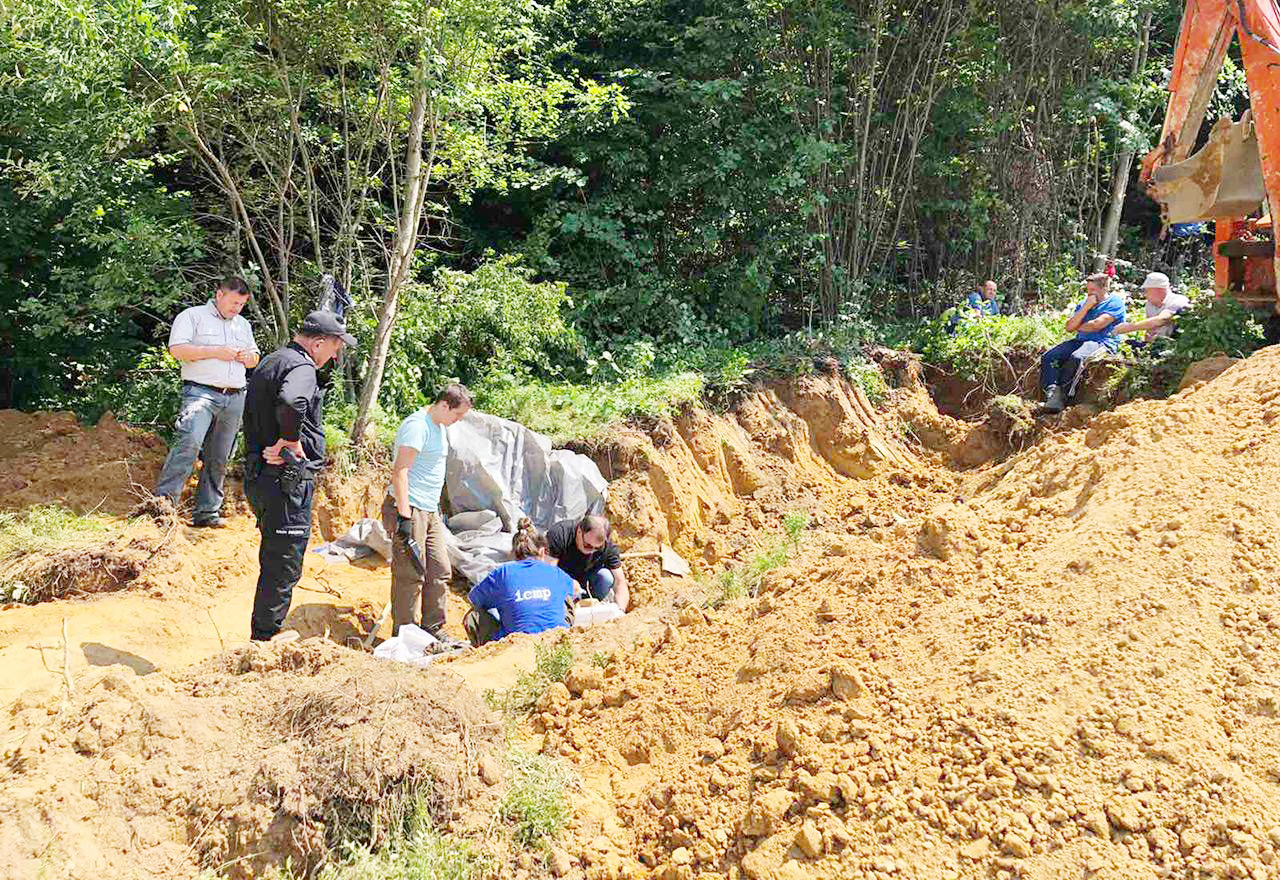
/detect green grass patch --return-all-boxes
[500,750,573,850]
[0,504,112,560]
[315,799,493,880]
[0,505,118,603]
[474,372,704,443]
[484,639,574,717]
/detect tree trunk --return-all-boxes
[350,59,434,445]
[1097,10,1152,270]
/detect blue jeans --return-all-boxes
[585,568,615,603]
[1040,339,1088,395]
[153,384,245,521]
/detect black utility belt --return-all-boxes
[184,380,245,395]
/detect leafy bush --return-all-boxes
[74,346,184,437]
[845,360,888,405]
[474,370,704,443]
[905,312,1068,384]
[377,256,578,418]
[1168,295,1265,372]
[323,399,399,472]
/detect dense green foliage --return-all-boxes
[1110,292,1267,398]
[3,0,1249,440]
[479,0,1183,345]
[894,313,1070,383]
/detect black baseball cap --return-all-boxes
[300,310,358,348]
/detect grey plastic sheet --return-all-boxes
[444,411,608,583]
[311,410,608,585]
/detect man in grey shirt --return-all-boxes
[1115,272,1191,346]
[152,277,260,526]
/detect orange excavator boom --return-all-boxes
[1140,0,1232,184]
[1143,0,1280,310]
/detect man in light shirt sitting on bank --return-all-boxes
[1114,272,1191,347]
[152,277,259,526]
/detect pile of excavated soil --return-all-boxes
[0,410,166,515]
[595,373,926,604]
[537,348,1280,880]
[0,639,503,880]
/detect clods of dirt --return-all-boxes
[539,346,1280,880]
[0,638,502,879]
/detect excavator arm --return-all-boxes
[1140,0,1233,184]
[1141,0,1280,309]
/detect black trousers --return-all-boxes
[244,467,315,641]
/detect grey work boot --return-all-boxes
[1043,384,1066,414]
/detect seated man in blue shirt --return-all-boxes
[947,280,1000,333]
[966,280,1001,318]
[1039,273,1126,414]
[464,519,576,646]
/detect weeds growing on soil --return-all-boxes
[500,750,573,849]
[710,512,807,606]
[0,505,111,559]
[485,639,574,716]
[0,505,116,603]
[317,804,493,880]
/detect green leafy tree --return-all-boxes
[0,0,204,410]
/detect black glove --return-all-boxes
[395,514,426,575]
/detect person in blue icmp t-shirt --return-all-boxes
[464,518,577,647]
[1038,273,1126,414]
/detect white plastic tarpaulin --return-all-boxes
[311,410,608,585]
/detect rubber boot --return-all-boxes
[1043,384,1066,414]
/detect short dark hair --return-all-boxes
[218,277,251,296]
[1086,273,1110,289]
[435,383,472,410]
[578,514,611,539]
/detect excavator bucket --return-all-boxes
[1149,112,1266,223]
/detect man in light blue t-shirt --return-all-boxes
[381,384,472,641]
[1039,273,1126,413]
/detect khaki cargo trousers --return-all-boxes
[380,495,451,635]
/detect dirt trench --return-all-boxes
[5,353,1280,880]
[532,349,1280,880]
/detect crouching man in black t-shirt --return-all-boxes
[545,515,629,612]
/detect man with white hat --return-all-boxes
[1115,272,1191,346]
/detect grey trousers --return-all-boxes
[381,495,451,635]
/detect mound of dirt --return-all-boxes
[594,372,922,596]
[0,639,502,879]
[539,346,1280,880]
[1177,354,1241,392]
[0,410,166,515]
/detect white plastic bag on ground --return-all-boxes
[372,624,445,668]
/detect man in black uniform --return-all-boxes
[243,310,356,641]
[545,515,630,612]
